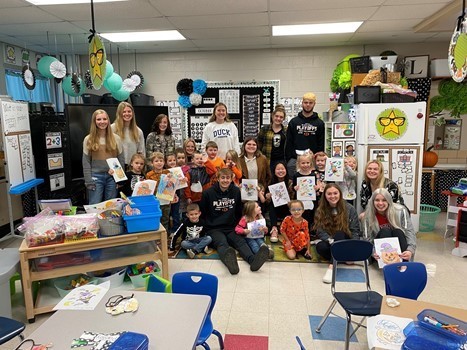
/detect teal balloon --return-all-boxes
[38,56,58,79]
[62,76,85,97]
[106,73,123,92]
[105,60,114,80]
[112,88,130,101]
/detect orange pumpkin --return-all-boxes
[423,147,438,167]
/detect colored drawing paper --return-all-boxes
[247,218,266,238]
[84,198,125,214]
[241,179,258,201]
[268,182,290,207]
[367,314,412,350]
[156,173,178,201]
[325,158,344,182]
[374,237,402,268]
[53,281,110,311]
[297,176,316,201]
[132,180,157,197]
[168,167,188,189]
[106,158,127,182]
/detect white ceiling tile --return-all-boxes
[70,17,174,33]
[192,37,271,48]
[358,19,421,32]
[271,33,354,45]
[270,7,378,25]
[169,13,269,29]
[181,26,270,40]
[0,0,29,9]
[269,0,384,11]
[370,3,448,20]
[0,6,62,24]
[148,0,268,16]
[0,22,85,36]
[386,0,452,4]
[350,31,436,42]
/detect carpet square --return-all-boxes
[308,315,358,342]
[335,268,365,283]
[224,334,269,350]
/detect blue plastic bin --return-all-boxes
[123,212,162,233]
[128,195,159,214]
[109,331,149,350]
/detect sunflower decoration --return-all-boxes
[127,70,144,90]
[22,64,36,90]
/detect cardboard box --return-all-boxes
[430,59,449,78]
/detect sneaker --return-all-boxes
[223,247,239,275]
[187,249,195,259]
[204,246,213,254]
[268,246,275,260]
[250,244,269,271]
[270,227,279,243]
[322,268,333,284]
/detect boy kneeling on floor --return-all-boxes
[169,203,212,258]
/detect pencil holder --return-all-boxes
[98,210,124,236]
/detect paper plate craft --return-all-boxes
[50,60,67,79]
[127,70,144,90]
[88,35,106,90]
[22,64,36,90]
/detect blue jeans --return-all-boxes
[246,237,265,254]
[88,172,117,205]
[181,236,213,253]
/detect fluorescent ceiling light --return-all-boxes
[273,22,363,36]
[26,0,127,4]
[100,30,185,42]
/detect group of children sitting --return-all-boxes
[119,138,359,260]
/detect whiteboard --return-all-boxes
[0,98,36,188]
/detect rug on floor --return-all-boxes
[172,237,328,263]
[309,315,358,342]
[224,334,269,350]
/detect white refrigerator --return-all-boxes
[356,102,426,231]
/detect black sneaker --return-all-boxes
[223,247,239,275]
[250,244,269,271]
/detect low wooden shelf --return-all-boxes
[19,228,168,322]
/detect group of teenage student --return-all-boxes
[82,94,416,282]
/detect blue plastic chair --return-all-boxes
[315,240,382,350]
[172,272,224,350]
[383,262,427,300]
[0,316,25,345]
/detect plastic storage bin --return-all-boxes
[127,261,161,288]
[419,204,441,232]
[109,332,149,350]
[124,196,162,233]
[53,274,97,298]
[128,195,160,214]
[98,210,124,237]
[88,267,126,288]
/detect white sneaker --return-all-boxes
[323,268,333,284]
[204,246,213,254]
[187,249,195,259]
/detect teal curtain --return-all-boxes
[5,69,51,103]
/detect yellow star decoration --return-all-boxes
[91,39,103,82]
[381,110,400,135]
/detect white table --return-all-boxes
[27,291,211,350]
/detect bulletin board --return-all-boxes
[0,99,36,187]
[186,80,280,143]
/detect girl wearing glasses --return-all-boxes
[313,184,360,283]
[280,200,311,260]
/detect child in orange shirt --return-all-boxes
[280,200,311,260]
[204,141,225,180]
[224,150,242,185]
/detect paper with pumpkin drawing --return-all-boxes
[374,237,402,268]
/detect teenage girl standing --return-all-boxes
[83,109,124,204]
[146,114,175,157]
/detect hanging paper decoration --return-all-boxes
[189,93,202,106]
[62,75,85,97]
[112,88,130,101]
[176,78,193,96]
[192,79,207,95]
[105,73,123,92]
[71,73,81,94]
[105,60,114,80]
[37,56,58,78]
[89,35,106,90]
[84,70,94,89]
[22,65,36,90]
[49,60,66,79]
[127,70,144,90]
[178,95,192,108]
[122,78,136,92]
[449,4,467,82]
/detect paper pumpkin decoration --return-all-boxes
[37,56,58,78]
[122,78,136,92]
[22,65,36,90]
[112,88,130,101]
[105,73,123,92]
[105,60,114,80]
[127,70,144,90]
[62,75,85,97]
[49,60,67,79]
[88,35,106,90]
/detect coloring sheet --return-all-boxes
[156,173,178,201]
[367,314,413,350]
[53,281,110,311]
[297,176,316,201]
[106,158,127,182]
[325,158,344,182]
[84,198,125,214]
[168,166,188,189]
[132,180,157,196]
[268,182,290,207]
[247,218,267,238]
[374,237,402,268]
[241,179,258,201]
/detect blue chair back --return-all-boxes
[331,239,373,262]
[172,272,218,316]
[146,274,172,293]
[0,317,25,345]
[383,262,427,300]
